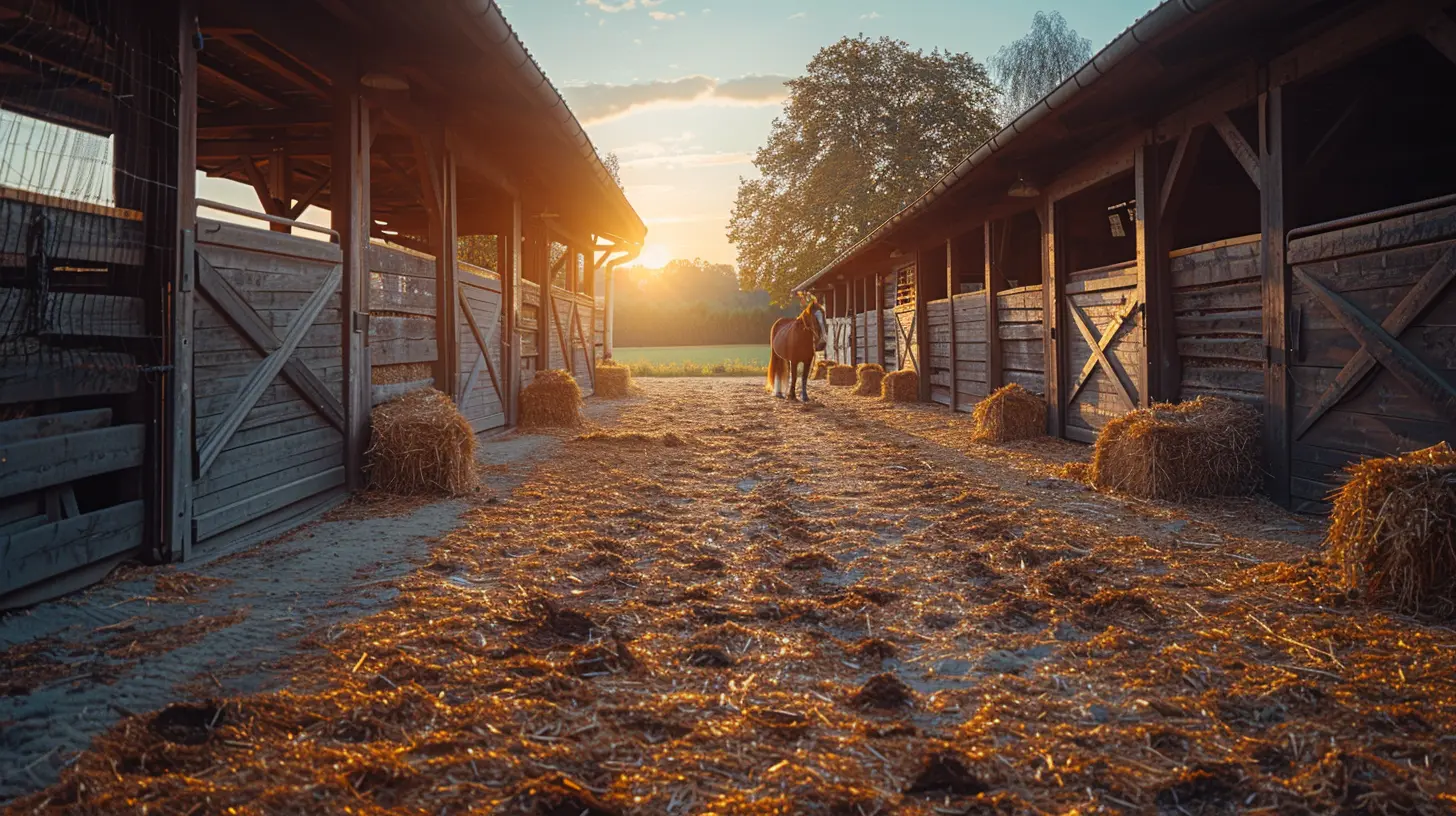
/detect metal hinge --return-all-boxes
[352,310,370,334]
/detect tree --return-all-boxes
[728,36,1000,303]
[989,11,1092,124]
[601,151,623,189]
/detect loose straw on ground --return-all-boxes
[367,388,477,496]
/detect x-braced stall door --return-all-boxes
[1061,261,1143,443]
[457,270,507,433]
[1284,203,1456,512]
[188,219,347,553]
[894,304,919,374]
[548,291,595,394]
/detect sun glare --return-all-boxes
[637,243,673,268]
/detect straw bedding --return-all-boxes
[1326,442,1456,617]
[828,364,857,386]
[366,388,477,496]
[881,368,919,402]
[1090,396,1259,500]
[520,369,584,429]
[594,359,634,398]
[971,383,1046,442]
[852,363,885,397]
[811,359,835,380]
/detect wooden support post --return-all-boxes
[1135,141,1169,407]
[331,83,370,491]
[268,146,290,233]
[985,223,1002,393]
[946,238,959,412]
[876,272,886,366]
[848,277,858,366]
[167,0,198,561]
[535,231,554,370]
[1259,85,1291,506]
[499,197,520,425]
[1042,198,1062,436]
[915,249,931,402]
[433,142,459,400]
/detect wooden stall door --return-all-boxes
[1061,261,1142,442]
[457,267,507,433]
[189,219,346,553]
[545,289,594,394]
[1285,203,1456,513]
[826,317,852,364]
[894,304,919,374]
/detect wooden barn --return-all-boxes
[798,0,1456,514]
[0,0,644,607]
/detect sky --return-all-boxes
[502,0,1159,268]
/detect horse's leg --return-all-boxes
[787,358,800,401]
[800,360,810,402]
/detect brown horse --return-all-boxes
[767,297,826,401]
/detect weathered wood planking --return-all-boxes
[369,244,439,368]
[997,285,1045,395]
[1062,270,1140,437]
[0,501,144,596]
[951,292,989,403]
[1170,239,1265,403]
[372,379,434,407]
[191,221,346,554]
[0,425,144,500]
[0,409,111,445]
[369,315,436,366]
[1285,206,1456,505]
[0,192,145,267]
[458,277,506,433]
[0,347,138,404]
[0,289,148,338]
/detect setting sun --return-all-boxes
[635,243,673,269]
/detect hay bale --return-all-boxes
[594,359,633,398]
[971,383,1046,442]
[828,364,857,386]
[852,363,885,397]
[520,369,584,429]
[1326,442,1456,617]
[367,389,477,496]
[811,360,835,380]
[1089,396,1259,501]
[881,369,919,402]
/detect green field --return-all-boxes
[612,345,770,377]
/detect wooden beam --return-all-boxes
[1137,142,1177,405]
[946,238,959,412]
[985,223,1001,392]
[1259,86,1291,506]
[240,155,284,216]
[288,171,330,218]
[0,425,145,501]
[1159,126,1206,221]
[1212,113,1260,190]
[435,145,460,399]
[915,250,931,402]
[876,272,886,366]
[1270,0,1450,88]
[1042,197,1062,436]
[170,0,199,562]
[268,147,290,233]
[1,501,144,596]
[501,198,521,424]
[198,62,285,108]
[198,106,329,131]
[214,32,328,94]
[332,85,371,492]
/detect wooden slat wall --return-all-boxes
[951,291,989,408]
[1063,264,1142,442]
[1286,205,1456,514]
[368,244,438,377]
[574,296,594,395]
[1170,237,1264,403]
[926,298,953,405]
[997,285,1045,395]
[191,220,346,551]
[826,317,853,364]
[458,268,506,433]
[519,279,541,386]
[883,310,898,369]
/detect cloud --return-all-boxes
[585,0,635,10]
[788,11,806,19]
[622,152,752,169]
[648,10,682,20]
[562,74,790,123]
[860,11,881,19]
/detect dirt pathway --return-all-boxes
[7,378,1455,814]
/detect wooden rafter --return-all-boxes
[214,33,328,94]
[198,62,286,109]
[1293,256,1456,438]
[1066,298,1137,410]
[289,172,330,218]
[1212,113,1261,190]
[240,155,285,216]
[1159,126,1206,220]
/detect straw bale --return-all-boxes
[372,361,431,385]
[367,388,477,496]
[971,383,1046,442]
[811,359,835,380]
[519,369,584,429]
[594,359,634,398]
[881,368,919,402]
[852,363,885,397]
[1326,442,1456,617]
[828,364,857,386]
[1089,396,1259,500]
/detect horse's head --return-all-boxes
[800,295,827,352]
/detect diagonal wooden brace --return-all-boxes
[1066,298,1137,410]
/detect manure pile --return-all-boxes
[18,379,1455,815]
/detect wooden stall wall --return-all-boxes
[925,298,952,405]
[189,219,346,554]
[519,279,541,386]
[997,285,1045,395]
[456,263,506,433]
[1285,203,1456,514]
[883,309,898,370]
[854,310,874,365]
[367,244,437,405]
[1061,261,1143,442]
[1169,236,1263,403]
[543,288,595,395]
[826,316,852,364]
[951,291,988,408]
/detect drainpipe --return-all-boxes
[601,245,640,359]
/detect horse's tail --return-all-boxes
[766,320,785,392]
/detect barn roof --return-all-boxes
[792,0,1373,291]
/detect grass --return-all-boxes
[614,345,769,378]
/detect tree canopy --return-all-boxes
[728,36,999,303]
[614,258,794,347]
[989,11,1092,124]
